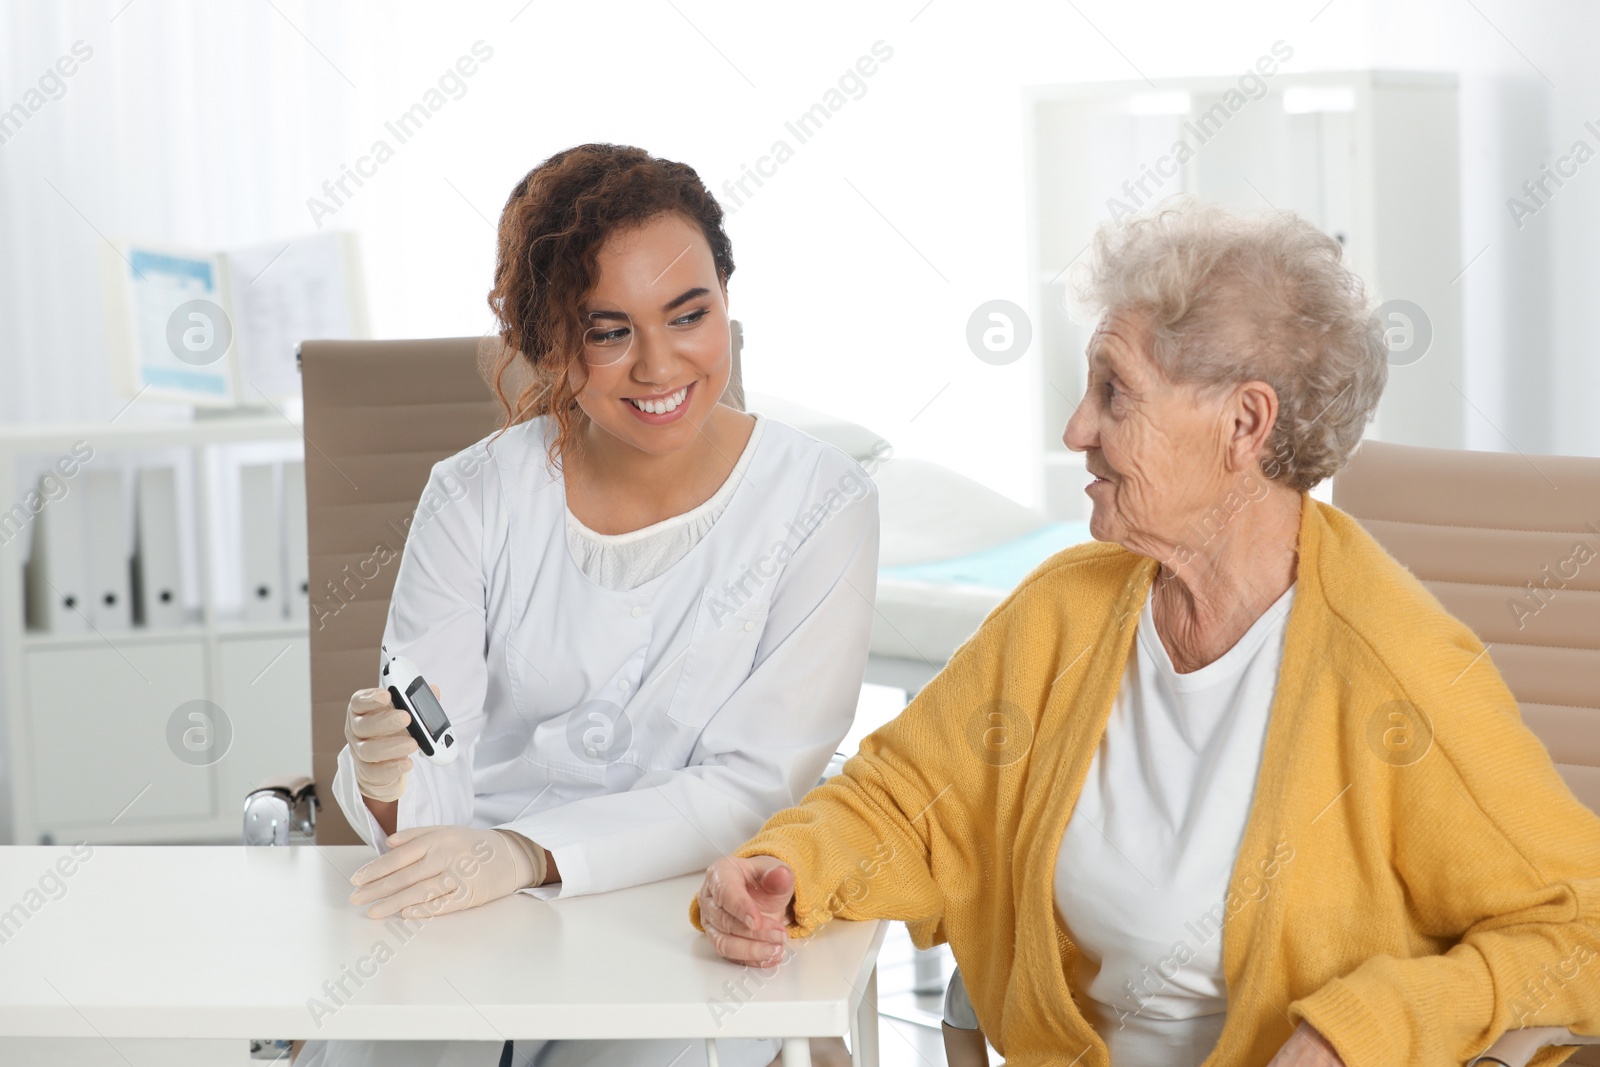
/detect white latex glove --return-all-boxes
[343,686,422,803]
[348,825,547,919]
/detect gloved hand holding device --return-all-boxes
[346,648,552,916]
[344,686,419,803]
[346,647,459,803]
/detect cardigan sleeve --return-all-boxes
[1287,648,1600,1067]
[688,569,1045,942]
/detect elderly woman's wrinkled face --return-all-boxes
[1064,311,1247,560]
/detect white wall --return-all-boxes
[1366,0,1600,458]
[1,0,1594,516]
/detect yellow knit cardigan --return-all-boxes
[690,495,1600,1066]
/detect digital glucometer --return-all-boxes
[379,645,459,765]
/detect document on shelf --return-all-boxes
[102,243,236,407]
[101,231,368,409]
[228,233,366,405]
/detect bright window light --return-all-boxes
[1128,91,1191,116]
[1282,86,1356,114]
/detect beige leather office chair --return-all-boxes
[1334,440,1600,1067]
[244,325,745,846]
[299,334,506,843]
[941,441,1600,1067]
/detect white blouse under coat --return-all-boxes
[562,416,764,590]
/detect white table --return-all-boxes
[0,846,885,1066]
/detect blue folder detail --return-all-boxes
[878,521,1093,591]
[142,365,229,395]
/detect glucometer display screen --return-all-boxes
[405,678,450,737]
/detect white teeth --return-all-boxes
[628,386,688,414]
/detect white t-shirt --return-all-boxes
[1053,580,1296,1067]
[564,416,766,590]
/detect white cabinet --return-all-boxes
[0,417,313,844]
[26,640,212,828]
[212,634,313,819]
[16,631,313,843]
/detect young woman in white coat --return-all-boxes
[291,144,879,1067]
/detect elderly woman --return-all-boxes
[689,199,1600,1067]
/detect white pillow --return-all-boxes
[745,391,893,467]
[871,457,1054,567]
[744,393,1051,566]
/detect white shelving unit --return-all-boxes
[1024,70,1462,520]
[0,415,312,845]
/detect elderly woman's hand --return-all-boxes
[1267,1021,1345,1066]
[697,854,796,966]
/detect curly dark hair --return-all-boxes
[485,143,736,466]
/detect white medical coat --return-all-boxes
[331,413,879,901]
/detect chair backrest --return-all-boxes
[299,325,745,842]
[1332,440,1600,815]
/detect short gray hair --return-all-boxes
[1070,197,1387,492]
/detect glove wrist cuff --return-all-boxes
[494,829,548,889]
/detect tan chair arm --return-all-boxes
[941,1022,990,1067]
[1471,1026,1600,1067]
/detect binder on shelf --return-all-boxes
[239,463,284,623]
[134,466,186,629]
[23,472,91,634]
[84,469,132,631]
[282,460,309,623]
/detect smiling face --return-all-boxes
[1063,310,1260,562]
[569,211,731,457]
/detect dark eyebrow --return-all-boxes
[585,287,711,322]
[663,286,710,312]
